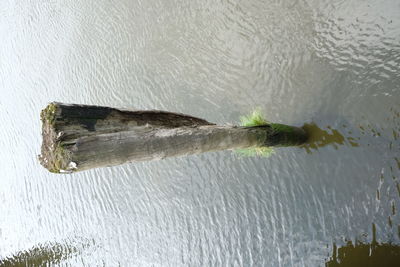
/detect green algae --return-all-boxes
[40,103,57,125]
[271,123,294,133]
[236,108,274,157]
[239,108,269,127]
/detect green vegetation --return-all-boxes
[49,144,69,173]
[236,108,274,157]
[271,123,294,133]
[239,108,269,127]
[40,103,57,125]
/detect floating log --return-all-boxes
[39,103,308,173]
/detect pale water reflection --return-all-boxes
[0,0,399,266]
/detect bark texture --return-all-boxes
[39,103,307,173]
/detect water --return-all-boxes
[0,0,399,266]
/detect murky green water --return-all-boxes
[0,0,399,266]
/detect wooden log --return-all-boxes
[39,103,308,173]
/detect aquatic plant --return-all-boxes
[236,109,274,157]
[239,108,269,127]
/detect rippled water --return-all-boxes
[0,0,399,266]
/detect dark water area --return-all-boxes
[326,241,400,267]
[0,240,90,267]
[326,224,400,267]
[1,0,399,266]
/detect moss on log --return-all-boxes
[39,103,307,173]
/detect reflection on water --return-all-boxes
[326,241,400,267]
[0,240,90,267]
[300,123,359,153]
[326,225,400,267]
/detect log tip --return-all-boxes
[40,102,58,125]
[39,103,75,173]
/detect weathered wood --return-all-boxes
[39,103,308,173]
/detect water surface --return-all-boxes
[0,0,399,266]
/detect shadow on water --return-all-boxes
[300,123,360,153]
[0,239,91,267]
